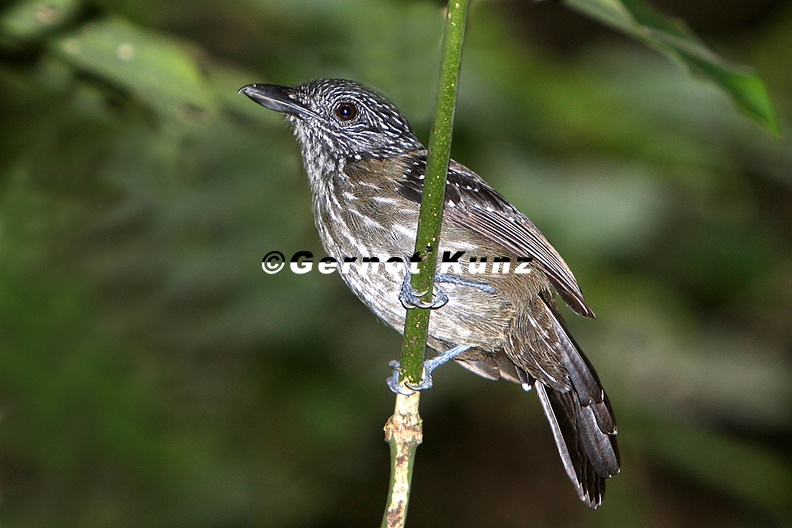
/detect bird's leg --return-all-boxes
[387,344,472,394]
[435,273,496,293]
[398,267,497,310]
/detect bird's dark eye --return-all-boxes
[335,102,357,121]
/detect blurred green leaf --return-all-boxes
[50,17,216,123]
[564,0,780,133]
[0,0,79,43]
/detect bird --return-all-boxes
[239,79,620,508]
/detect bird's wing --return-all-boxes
[393,153,594,318]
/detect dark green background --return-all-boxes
[1,0,791,526]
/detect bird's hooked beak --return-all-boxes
[238,84,315,118]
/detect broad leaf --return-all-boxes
[565,0,780,133]
[50,17,215,122]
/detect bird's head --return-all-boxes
[240,79,422,166]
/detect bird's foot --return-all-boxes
[386,345,472,394]
[387,361,420,395]
[399,271,449,310]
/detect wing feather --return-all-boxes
[392,152,594,318]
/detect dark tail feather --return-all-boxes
[531,301,620,509]
[462,352,621,508]
[454,296,620,508]
[535,381,619,508]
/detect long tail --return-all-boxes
[533,303,620,509]
[452,297,620,508]
[456,343,620,508]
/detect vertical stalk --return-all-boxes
[400,0,469,387]
[381,2,469,528]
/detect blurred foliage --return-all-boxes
[564,0,779,132]
[1,0,791,527]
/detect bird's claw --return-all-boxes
[399,274,449,310]
[386,345,470,394]
[387,360,435,395]
[387,361,416,395]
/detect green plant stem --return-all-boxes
[399,0,469,388]
[381,2,469,528]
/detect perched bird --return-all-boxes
[240,79,620,508]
